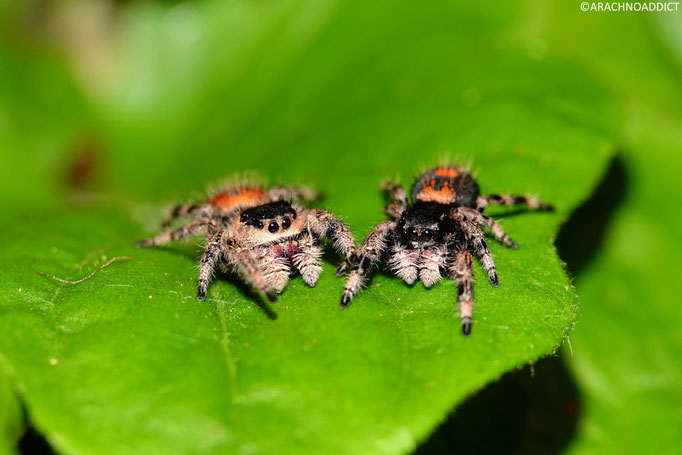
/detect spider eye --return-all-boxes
[281,217,291,229]
[422,229,432,240]
[256,221,264,229]
[268,221,279,233]
[409,228,418,239]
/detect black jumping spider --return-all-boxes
[336,166,553,336]
[137,184,355,302]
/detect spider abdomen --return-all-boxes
[411,166,479,208]
[209,186,270,213]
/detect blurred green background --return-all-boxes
[1,0,681,454]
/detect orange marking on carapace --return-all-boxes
[416,183,457,204]
[434,167,459,178]
[209,187,269,212]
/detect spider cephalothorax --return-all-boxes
[336,166,553,336]
[137,184,355,302]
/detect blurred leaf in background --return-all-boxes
[540,4,682,454]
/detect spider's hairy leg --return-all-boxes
[307,209,356,258]
[258,245,291,293]
[136,219,215,247]
[419,246,447,288]
[451,249,474,336]
[454,207,518,249]
[387,245,419,285]
[224,240,278,303]
[269,185,320,203]
[162,202,209,227]
[476,194,554,213]
[197,231,224,301]
[289,232,323,287]
[382,181,408,219]
[340,220,395,308]
[462,220,499,287]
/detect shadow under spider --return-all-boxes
[214,265,279,320]
[154,244,279,320]
[555,155,628,276]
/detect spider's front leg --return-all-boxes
[450,249,474,336]
[339,220,395,308]
[476,194,554,213]
[136,219,216,247]
[222,239,278,303]
[257,244,291,294]
[386,244,419,285]
[382,181,408,219]
[419,246,447,288]
[289,231,324,287]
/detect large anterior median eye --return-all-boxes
[421,229,432,240]
[268,221,279,233]
[281,217,291,229]
[408,227,418,239]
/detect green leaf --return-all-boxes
[0,0,617,453]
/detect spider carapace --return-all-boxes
[336,166,554,336]
[137,184,356,302]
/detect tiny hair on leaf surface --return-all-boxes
[0,0,618,454]
[37,257,135,285]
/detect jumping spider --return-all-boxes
[336,166,554,336]
[137,184,355,302]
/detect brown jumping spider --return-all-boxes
[336,166,553,336]
[137,184,355,302]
